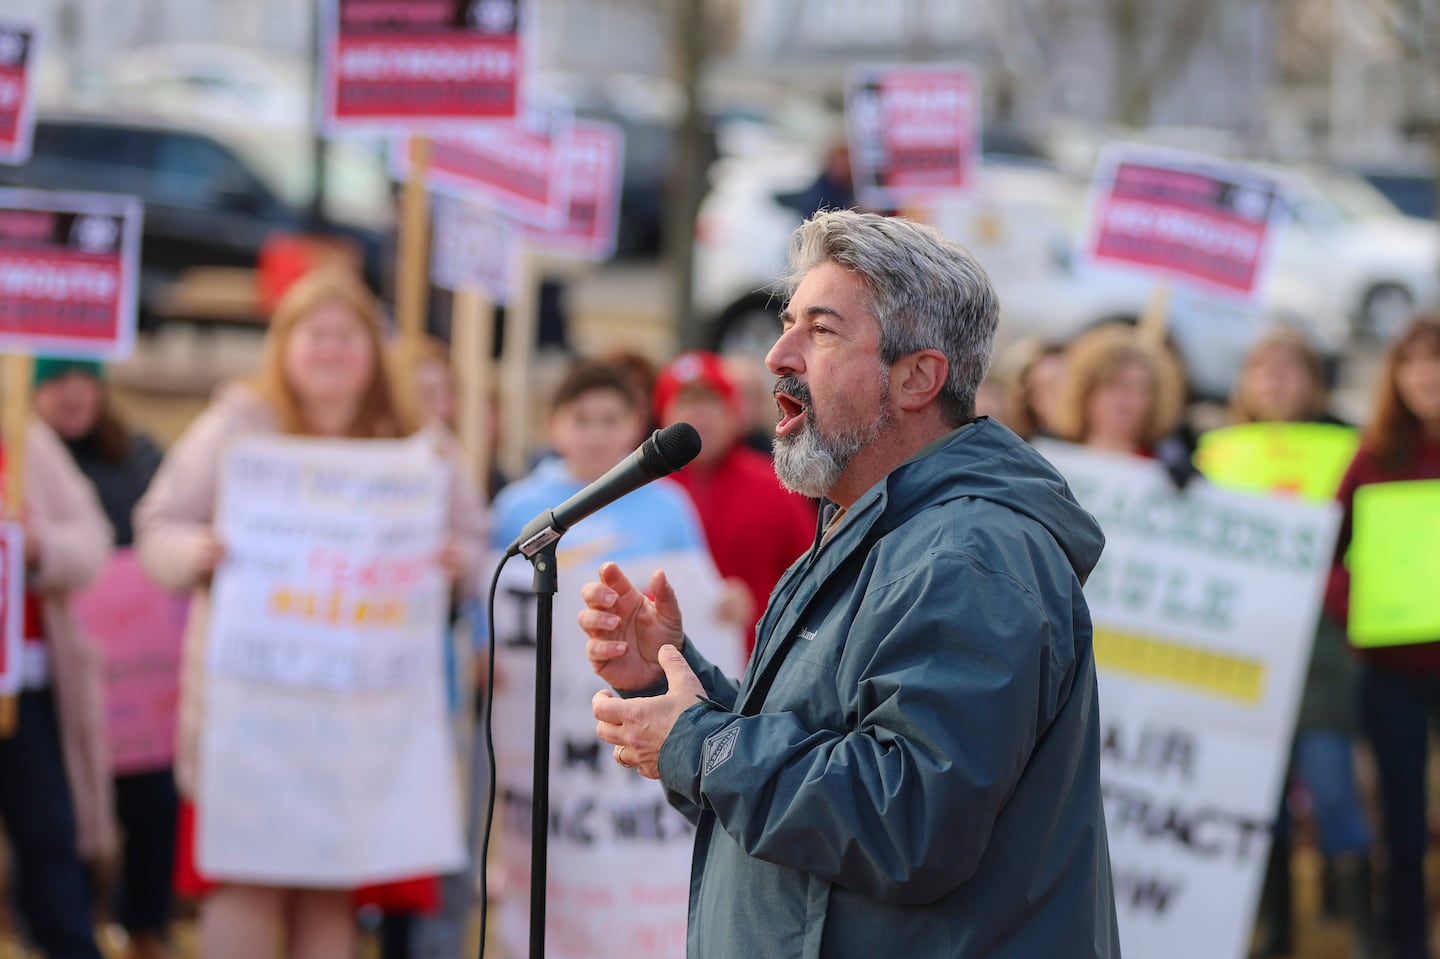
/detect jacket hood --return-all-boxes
[873,417,1105,583]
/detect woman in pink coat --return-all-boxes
[134,268,486,959]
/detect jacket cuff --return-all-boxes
[658,698,731,809]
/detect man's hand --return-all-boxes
[578,562,684,692]
[593,645,704,780]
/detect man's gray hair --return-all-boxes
[780,210,999,425]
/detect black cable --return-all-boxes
[476,553,510,957]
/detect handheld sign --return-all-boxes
[1195,423,1359,503]
[0,188,142,360]
[394,97,573,228]
[1036,440,1339,959]
[319,0,527,131]
[430,195,517,304]
[1081,145,1284,301]
[1349,479,1440,648]
[846,64,980,210]
[528,119,626,262]
[0,522,23,697]
[0,21,38,166]
[72,549,188,774]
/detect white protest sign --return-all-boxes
[488,547,745,959]
[200,434,464,886]
[430,195,517,304]
[1036,441,1339,959]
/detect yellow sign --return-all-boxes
[1195,423,1358,502]
[1349,480,1440,647]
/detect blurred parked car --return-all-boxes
[0,113,386,328]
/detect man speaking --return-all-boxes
[579,210,1119,958]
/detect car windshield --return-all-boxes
[1308,172,1402,220]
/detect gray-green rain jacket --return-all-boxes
[647,418,1120,958]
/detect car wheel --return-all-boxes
[714,302,782,358]
[1359,283,1414,341]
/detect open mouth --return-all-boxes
[774,390,808,438]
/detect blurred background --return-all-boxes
[2,0,1438,445]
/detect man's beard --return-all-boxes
[772,368,891,499]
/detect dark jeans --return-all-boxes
[1360,662,1440,959]
[114,768,178,936]
[0,689,103,959]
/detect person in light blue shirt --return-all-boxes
[490,359,706,560]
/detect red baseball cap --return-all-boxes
[653,350,738,421]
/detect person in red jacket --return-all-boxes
[1325,314,1440,959]
[654,351,818,660]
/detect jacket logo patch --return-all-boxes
[798,627,818,641]
[702,726,739,775]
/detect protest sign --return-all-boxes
[72,549,187,774]
[1080,145,1284,301]
[199,435,464,886]
[1036,440,1339,959]
[488,546,745,959]
[430,195,517,304]
[1195,422,1358,503]
[0,21,38,166]
[846,64,979,209]
[395,96,573,228]
[0,188,142,360]
[528,119,625,261]
[1349,479,1440,648]
[0,522,23,697]
[319,0,527,130]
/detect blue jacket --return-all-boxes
[653,419,1119,957]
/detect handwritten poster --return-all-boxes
[488,548,745,959]
[200,435,464,886]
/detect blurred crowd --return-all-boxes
[0,258,1439,959]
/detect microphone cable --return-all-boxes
[475,552,510,957]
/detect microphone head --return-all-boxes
[642,422,702,476]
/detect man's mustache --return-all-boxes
[773,375,811,410]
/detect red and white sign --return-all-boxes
[529,119,625,261]
[394,98,572,227]
[0,523,24,697]
[846,64,980,208]
[1081,145,1285,301]
[0,189,142,360]
[320,0,527,131]
[430,196,518,304]
[72,549,188,774]
[0,21,38,166]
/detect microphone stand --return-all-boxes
[522,537,558,959]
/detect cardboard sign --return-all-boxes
[528,119,626,261]
[1081,145,1284,301]
[394,98,572,228]
[1195,423,1358,503]
[1036,440,1339,959]
[0,522,23,696]
[200,435,464,886]
[72,549,187,774]
[1349,479,1440,648]
[0,21,38,166]
[846,64,980,209]
[489,548,745,959]
[319,0,527,131]
[0,188,142,360]
[430,195,517,303]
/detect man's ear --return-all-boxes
[893,350,949,412]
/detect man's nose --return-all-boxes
[765,325,801,377]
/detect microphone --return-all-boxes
[506,422,702,558]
